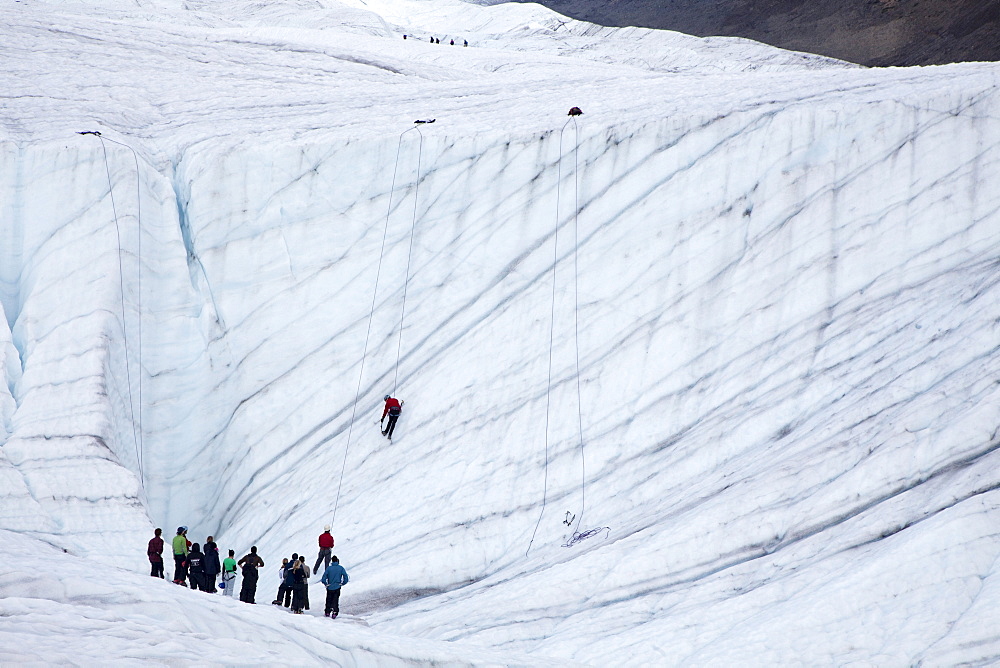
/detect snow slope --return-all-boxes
[2,0,1000,664]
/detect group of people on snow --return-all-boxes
[144,395,401,614]
[147,527,241,596]
[402,34,467,46]
[146,525,348,619]
[146,525,349,618]
[268,527,349,617]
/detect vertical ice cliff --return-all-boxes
[0,143,155,556]
[1,0,999,662]
[0,308,18,442]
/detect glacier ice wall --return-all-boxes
[5,76,999,662]
[0,142,179,553]
[202,86,1000,663]
[2,0,1000,662]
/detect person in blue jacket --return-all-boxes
[320,556,350,618]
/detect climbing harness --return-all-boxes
[527,114,593,554]
[79,130,145,491]
[332,122,425,525]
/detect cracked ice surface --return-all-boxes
[1,0,1000,664]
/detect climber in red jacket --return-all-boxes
[315,525,334,573]
[381,395,403,439]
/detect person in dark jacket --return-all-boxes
[204,536,221,591]
[272,557,292,607]
[238,546,265,603]
[321,556,350,618]
[315,526,335,573]
[147,528,164,578]
[287,559,308,614]
[381,395,402,439]
[300,557,311,610]
[187,543,208,592]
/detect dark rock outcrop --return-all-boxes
[515,0,1000,66]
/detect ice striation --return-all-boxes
[1,0,1000,664]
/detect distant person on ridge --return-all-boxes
[381,394,403,439]
[204,536,221,591]
[221,549,237,597]
[321,556,349,619]
[315,525,335,573]
[238,546,265,603]
[172,526,189,585]
[147,528,164,578]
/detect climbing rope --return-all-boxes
[333,124,424,525]
[524,158,559,554]
[562,118,603,547]
[527,115,598,554]
[527,118,577,555]
[569,117,587,540]
[80,131,144,490]
[392,128,424,395]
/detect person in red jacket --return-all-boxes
[381,395,403,439]
[315,525,335,573]
[147,528,164,578]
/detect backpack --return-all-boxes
[283,564,300,587]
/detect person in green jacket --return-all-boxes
[172,526,189,585]
[221,549,237,598]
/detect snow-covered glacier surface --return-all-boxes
[2,0,1000,664]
